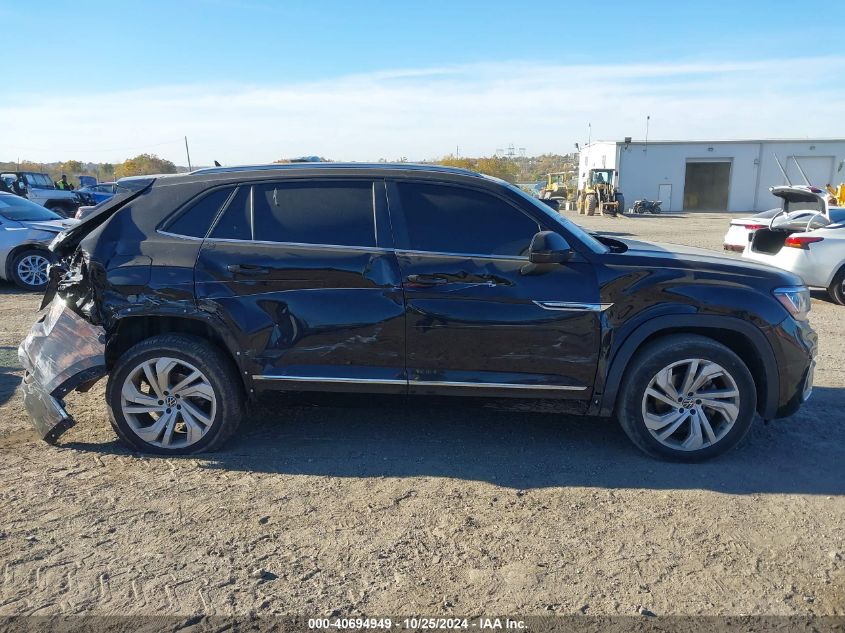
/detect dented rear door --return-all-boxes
[194,179,407,393]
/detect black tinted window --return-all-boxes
[210,187,251,240]
[252,181,375,247]
[396,183,540,256]
[167,187,233,238]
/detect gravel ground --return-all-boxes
[0,211,842,617]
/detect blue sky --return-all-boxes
[3,0,844,165]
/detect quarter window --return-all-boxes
[396,182,540,256]
[252,181,376,247]
[166,187,234,238]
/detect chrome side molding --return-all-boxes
[252,375,586,391]
[533,301,613,312]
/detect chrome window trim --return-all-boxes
[155,230,393,253]
[533,301,613,312]
[252,375,586,391]
[395,249,528,262]
[155,230,527,259]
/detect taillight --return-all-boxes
[744,224,766,230]
[784,236,824,249]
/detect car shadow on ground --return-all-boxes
[0,347,22,407]
[67,387,845,495]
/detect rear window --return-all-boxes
[166,187,234,238]
[210,187,251,240]
[252,181,375,247]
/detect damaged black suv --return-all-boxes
[19,164,817,461]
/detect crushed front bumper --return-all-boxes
[18,297,107,443]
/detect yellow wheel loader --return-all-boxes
[540,172,573,202]
[577,168,625,216]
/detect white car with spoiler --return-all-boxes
[741,186,845,305]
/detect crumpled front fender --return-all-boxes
[18,297,107,443]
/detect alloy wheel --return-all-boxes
[17,254,50,287]
[641,358,740,451]
[120,357,217,449]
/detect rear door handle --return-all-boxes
[227,264,269,276]
[406,274,449,286]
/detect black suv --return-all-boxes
[19,164,817,461]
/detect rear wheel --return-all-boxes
[106,334,244,454]
[585,194,597,216]
[10,248,53,291]
[617,335,757,461]
[829,266,845,305]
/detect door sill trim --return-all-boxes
[252,375,586,391]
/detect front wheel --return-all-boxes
[614,193,625,215]
[10,248,53,291]
[617,335,757,461]
[106,334,244,454]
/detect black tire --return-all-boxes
[616,334,757,462]
[828,265,845,305]
[585,194,597,216]
[106,334,244,454]
[614,193,625,215]
[9,248,53,291]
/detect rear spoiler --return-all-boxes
[49,177,156,257]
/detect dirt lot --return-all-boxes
[0,211,842,618]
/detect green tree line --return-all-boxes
[0,154,178,187]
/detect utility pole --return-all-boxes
[184,136,193,172]
[644,115,650,153]
[587,123,592,146]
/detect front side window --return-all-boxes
[252,180,376,247]
[395,182,540,257]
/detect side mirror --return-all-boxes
[528,231,572,264]
[541,198,560,211]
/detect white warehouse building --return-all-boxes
[577,139,845,213]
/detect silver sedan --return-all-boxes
[0,193,77,290]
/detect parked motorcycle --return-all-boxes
[631,199,662,214]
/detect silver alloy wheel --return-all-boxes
[641,358,740,451]
[17,254,50,287]
[120,357,217,449]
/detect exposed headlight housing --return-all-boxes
[773,286,811,321]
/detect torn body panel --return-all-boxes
[18,297,107,443]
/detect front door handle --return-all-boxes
[406,274,449,287]
[227,264,269,276]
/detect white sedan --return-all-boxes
[743,205,845,305]
[724,185,838,252]
[0,193,77,290]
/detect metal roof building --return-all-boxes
[578,139,845,213]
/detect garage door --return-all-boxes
[786,156,834,187]
[683,161,731,211]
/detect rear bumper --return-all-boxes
[18,297,107,443]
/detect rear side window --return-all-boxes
[166,187,233,238]
[395,182,540,256]
[252,180,375,247]
[210,187,252,240]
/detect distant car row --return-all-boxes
[0,171,129,218]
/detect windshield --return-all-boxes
[23,173,55,189]
[0,195,62,221]
[507,184,609,254]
